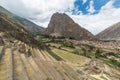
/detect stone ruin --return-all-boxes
[18,43,31,57]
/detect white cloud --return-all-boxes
[82,0,87,4]
[0,0,75,27]
[67,0,120,34]
[87,0,95,14]
[0,0,120,35]
[0,0,29,17]
[20,0,75,27]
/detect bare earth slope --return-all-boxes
[0,7,120,80]
[0,14,37,45]
[96,22,120,41]
[0,12,83,80]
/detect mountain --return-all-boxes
[45,12,95,40]
[96,22,120,41]
[0,14,38,45]
[0,6,45,34]
[0,12,85,80]
[0,11,119,80]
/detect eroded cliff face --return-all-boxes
[45,12,95,40]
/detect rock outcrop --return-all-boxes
[45,12,95,40]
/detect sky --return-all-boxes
[0,0,120,34]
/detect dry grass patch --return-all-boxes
[52,49,87,63]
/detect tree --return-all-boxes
[69,37,75,40]
[81,48,87,56]
[95,48,102,58]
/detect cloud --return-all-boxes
[82,0,87,4]
[0,0,75,27]
[87,0,95,13]
[0,0,120,35]
[19,0,75,27]
[0,0,28,17]
[67,0,120,34]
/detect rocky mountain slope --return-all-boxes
[0,13,85,80]
[45,12,95,40]
[0,6,45,34]
[0,11,120,80]
[96,22,120,41]
[0,14,38,46]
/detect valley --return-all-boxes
[1,35,120,80]
[34,34,120,80]
[0,5,120,80]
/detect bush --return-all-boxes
[115,54,120,58]
[109,59,120,67]
[69,37,75,40]
[57,36,65,39]
[73,49,81,55]
[88,45,95,51]
[110,59,117,63]
[81,48,87,56]
[62,42,75,48]
[106,52,115,56]
[58,46,62,49]
[95,48,102,58]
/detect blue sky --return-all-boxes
[113,0,120,8]
[0,0,120,34]
[73,0,109,14]
[73,0,119,14]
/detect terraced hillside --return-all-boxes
[0,10,86,80]
[0,8,120,80]
[1,39,120,80]
[0,40,84,80]
[35,34,120,80]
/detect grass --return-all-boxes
[100,57,120,68]
[57,46,76,54]
[100,76,108,80]
[53,48,87,63]
[46,49,63,61]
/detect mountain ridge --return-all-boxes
[0,14,40,46]
[0,6,45,34]
[96,22,120,41]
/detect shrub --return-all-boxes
[95,48,102,58]
[88,45,95,51]
[73,49,81,55]
[57,36,65,39]
[62,42,75,48]
[106,52,115,56]
[81,48,87,56]
[69,37,75,40]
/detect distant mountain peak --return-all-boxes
[53,12,69,17]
